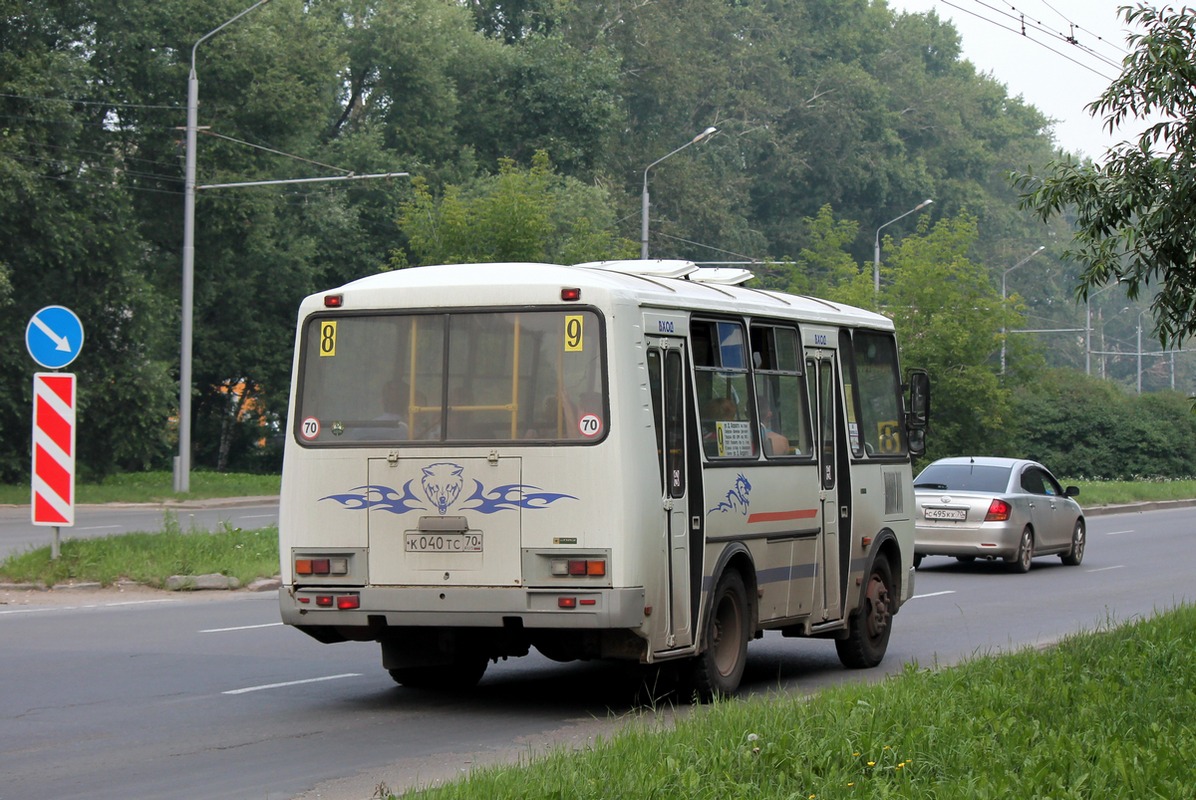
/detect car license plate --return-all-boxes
[924,507,966,521]
[405,532,483,553]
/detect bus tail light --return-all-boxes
[308,593,359,609]
[552,558,606,577]
[985,500,1012,522]
[294,557,349,576]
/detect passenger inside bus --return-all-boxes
[759,406,791,456]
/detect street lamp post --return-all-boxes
[873,198,932,296]
[1000,245,1045,374]
[177,0,271,493]
[1085,281,1122,376]
[640,126,717,259]
[1137,308,1149,394]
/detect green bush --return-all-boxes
[1009,369,1196,479]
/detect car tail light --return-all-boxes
[985,499,1012,522]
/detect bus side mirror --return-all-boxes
[905,369,930,457]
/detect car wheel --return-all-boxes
[1061,519,1086,566]
[688,569,749,699]
[955,555,976,563]
[835,557,894,669]
[1008,527,1034,573]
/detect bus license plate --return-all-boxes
[924,507,966,521]
[405,532,483,553]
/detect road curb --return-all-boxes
[1081,498,1196,516]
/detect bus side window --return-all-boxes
[750,324,809,458]
[692,319,753,458]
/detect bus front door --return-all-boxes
[807,352,843,621]
[647,341,693,650]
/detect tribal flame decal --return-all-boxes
[320,462,576,516]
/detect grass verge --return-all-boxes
[0,516,279,587]
[1071,477,1196,507]
[0,470,280,505]
[401,605,1196,799]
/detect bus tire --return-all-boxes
[387,655,488,689]
[835,557,894,669]
[689,569,749,699]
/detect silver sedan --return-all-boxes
[913,456,1085,572]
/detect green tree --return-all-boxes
[392,151,634,266]
[1015,5,1196,346]
[881,213,1019,458]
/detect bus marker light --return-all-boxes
[560,288,581,301]
[311,558,331,575]
[336,594,360,610]
[579,598,597,606]
[568,560,587,576]
[586,560,606,576]
[295,559,313,575]
[324,294,343,308]
[316,595,334,607]
[297,596,311,604]
[558,597,577,608]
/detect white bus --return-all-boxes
[278,260,930,696]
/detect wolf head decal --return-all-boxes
[421,462,464,515]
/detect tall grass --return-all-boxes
[403,606,1196,799]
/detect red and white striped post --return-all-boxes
[32,373,76,558]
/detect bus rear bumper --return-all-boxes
[279,585,646,630]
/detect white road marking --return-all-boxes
[1087,565,1125,573]
[1103,530,1133,536]
[0,598,178,616]
[913,590,956,599]
[223,673,362,695]
[201,622,284,633]
[237,514,277,520]
[74,525,121,531]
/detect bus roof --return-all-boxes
[305,261,893,331]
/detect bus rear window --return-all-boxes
[295,310,606,445]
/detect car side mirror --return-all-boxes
[1065,485,1080,498]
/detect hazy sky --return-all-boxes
[889,0,1155,159]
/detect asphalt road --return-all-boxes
[0,499,280,561]
[0,505,1191,800]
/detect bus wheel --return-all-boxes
[835,557,894,669]
[689,570,749,699]
[387,655,488,689]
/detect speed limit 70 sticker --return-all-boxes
[578,413,602,438]
[300,417,321,440]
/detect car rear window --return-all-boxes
[914,464,1011,493]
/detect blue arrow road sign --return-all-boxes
[26,305,84,369]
